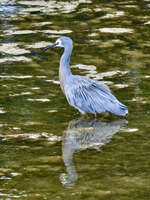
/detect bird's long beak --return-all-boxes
[44,42,58,51]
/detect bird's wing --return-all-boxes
[65,76,127,115]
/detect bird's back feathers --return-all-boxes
[65,75,128,116]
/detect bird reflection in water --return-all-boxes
[60,118,127,187]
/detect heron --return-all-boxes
[44,36,128,116]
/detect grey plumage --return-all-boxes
[45,36,128,116]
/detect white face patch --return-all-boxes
[56,39,63,47]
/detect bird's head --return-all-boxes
[44,36,73,51]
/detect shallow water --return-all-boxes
[0,0,150,199]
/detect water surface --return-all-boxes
[0,0,150,199]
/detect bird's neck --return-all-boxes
[60,46,72,74]
[59,46,73,90]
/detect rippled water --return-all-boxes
[0,0,150,199]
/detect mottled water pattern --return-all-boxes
[0,0,150,199]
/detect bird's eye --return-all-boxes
[55,39,63,47]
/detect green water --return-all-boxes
[0,0,150,199]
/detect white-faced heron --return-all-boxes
[45,36,128,116]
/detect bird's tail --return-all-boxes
[115,103,128,116]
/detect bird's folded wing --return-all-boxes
[65,77,121,114]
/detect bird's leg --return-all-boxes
[77,109,87,121]
[68,115,85,129]
[79,114,86,122]
[79,109,86,116]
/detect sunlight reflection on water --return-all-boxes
[99,28,133,34]
[19,0,91,14]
